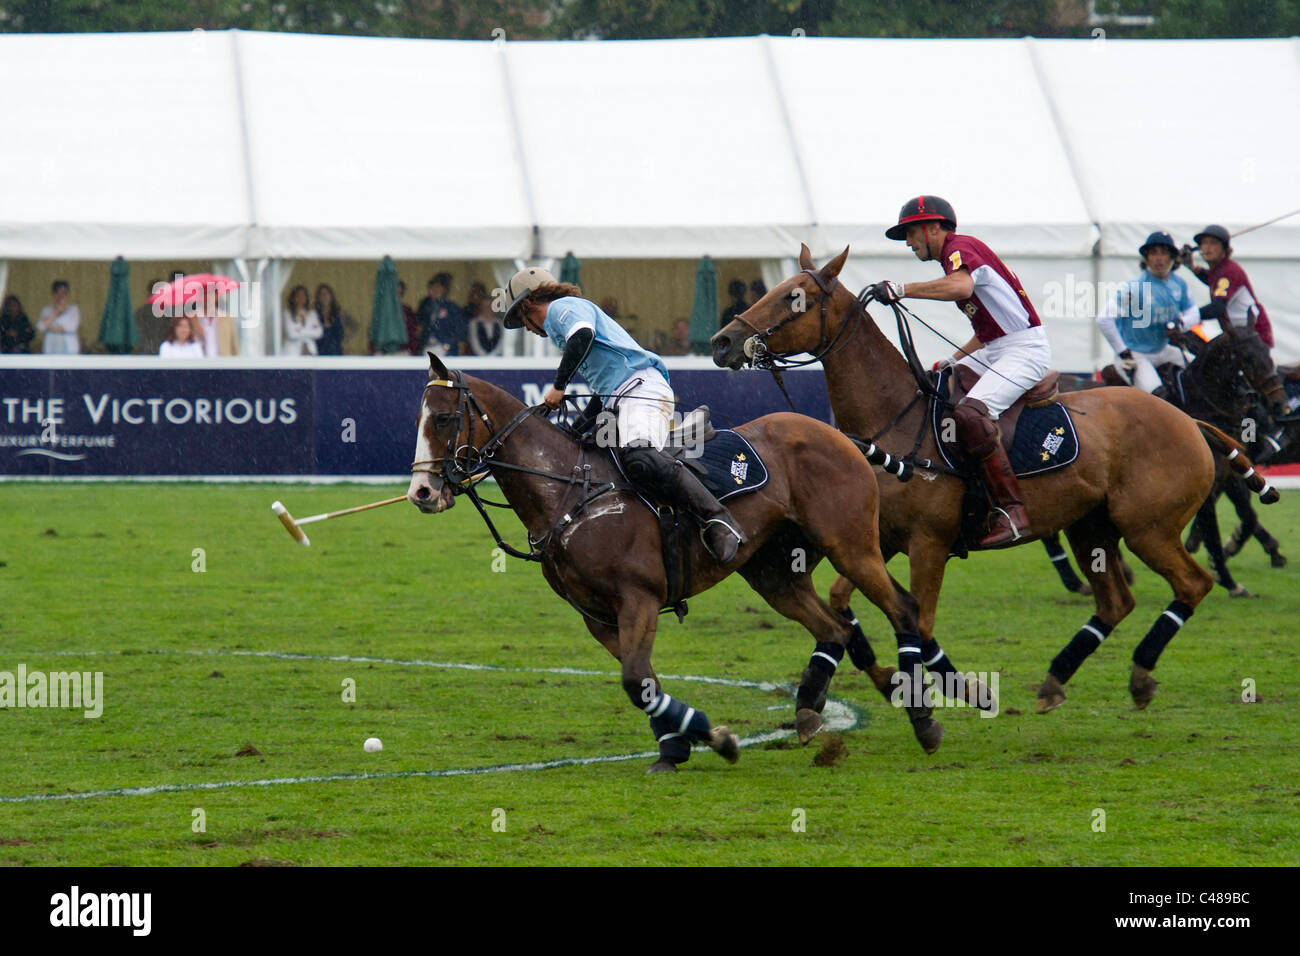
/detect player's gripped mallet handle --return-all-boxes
[271,496,407,548]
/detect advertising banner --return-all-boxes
[1,362,830,478]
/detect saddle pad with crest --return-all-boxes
[932,369,1080,478]
[614,429,769,512]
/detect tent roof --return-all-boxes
[1031,37,1300,258]
[0,31,248,259]
[769,37,1095,258]
[0,33,1296,261]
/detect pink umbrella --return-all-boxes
[147,273,240,311]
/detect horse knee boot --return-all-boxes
[955,399,1029,549]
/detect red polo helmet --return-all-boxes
[885,195,957,241]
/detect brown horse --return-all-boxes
[712,245,1277,713]
[406,354,940,772]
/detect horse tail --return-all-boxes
[1195,420,1281,504]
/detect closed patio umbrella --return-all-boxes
[98,256,137,354]
[370,256,407,354]
[687,255,717,356]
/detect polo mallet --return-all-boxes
[1230,208,1300,239]
[271,496,407,547]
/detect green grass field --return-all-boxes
[1,482,1297,866]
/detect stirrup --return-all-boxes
[702,517,744,545]
[700,518,744,561]
[981,507,1026,545]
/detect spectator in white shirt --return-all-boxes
[283,284,323,356]
[37,280,81,354]
[159,315,206,358]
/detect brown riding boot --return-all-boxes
[976,444,1030,548]
[954,398,1031,549]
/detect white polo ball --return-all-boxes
[363,737,383,753]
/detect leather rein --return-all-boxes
[734,275,958,479]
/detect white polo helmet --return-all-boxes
[503,267,558,329]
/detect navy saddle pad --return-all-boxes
[932,369,1080,478]
[615,429,769,512]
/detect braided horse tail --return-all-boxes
[1196,420,1281,504]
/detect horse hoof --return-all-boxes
[1271,553,1287,568]
[913,718,943,754]
[708,726,740,764]
[1228,585,1255,598]
[965,676,998,711]
[795,708,823,744]
[1069,580,1094,596]
[1129,666,1159,710]
[907,710,943,753]
[1036,674,1066,714]
[646,759,678,774]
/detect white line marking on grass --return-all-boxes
[0,650,860,804]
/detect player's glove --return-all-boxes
[868,280,905,304]
[1117,349,1137,373]
[1177,244,1196,268]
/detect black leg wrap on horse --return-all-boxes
[643,692,711,743]
[797,642,843,713]
[1044,537,1085,590]
[648,715,693,764]
[919,637,958,679]
[1049,615,1113,684]
[1133,601,1194,671]
[808,641,843,677]
[840,607,877,671]
[895,632,926,709]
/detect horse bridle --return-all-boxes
[410,372,501,487]
[733,268,863,370]
[1181,330,1277,422]
[410,372,621,563]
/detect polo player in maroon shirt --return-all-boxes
[870,195,1052,548]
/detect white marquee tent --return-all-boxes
[1,31,1297,363]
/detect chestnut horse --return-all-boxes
[712,245,1277,713]
[407,354,940,773]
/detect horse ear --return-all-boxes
[798,243,815,271]
[427,351,449,379]
[820,246,851,281]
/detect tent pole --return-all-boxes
[499,42,540,262]
[762,35,819,249]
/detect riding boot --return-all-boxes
[622,445,747,564]
[954,399,1030,549]
[975,444,1031,548]
[665,462,748,564]
[1152,385,1173,404]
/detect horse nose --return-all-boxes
[711,333,731,364]
[407,475,434,507]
